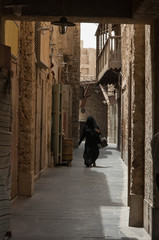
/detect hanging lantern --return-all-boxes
[51,17,75,34]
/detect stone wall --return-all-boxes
[70,24,80,147]
[52,24,80,147]
[80,42,96,81]
[130,24,145,227]
[121,24,146,227]
[79,41,107,140]
[144,22,159,239]
[18,21,36,196]
[144,25,153,205]
[131,24,145,195]
[18,21,53,196]
[79,84,107,138]
[121,22,159,238]
[121,24,134,165]
[143,24,154,235]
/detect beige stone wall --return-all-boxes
[131,24,145,196]
[79,41,107,139]
[52,24,80,147]
[144,24,153,205]
[121,24,146,227]
[18,21,54,196]
[121,24,153,205]
[121,24,134,165]
[18,21,36,196]
[80,41,96,81]
[79,41,107,138]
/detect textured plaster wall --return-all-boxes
[18,21,36,196]
[121,24,155,228]
[144,25,153,205]
[121,24,134,165]
[121,24,145,194]
[68,24,80,147]
[131,24,145,196]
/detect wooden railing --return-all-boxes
[96,36,121,81]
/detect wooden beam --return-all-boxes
[99,84,110,105]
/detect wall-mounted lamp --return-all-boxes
[51,17,75,34]
[4,1,28,17]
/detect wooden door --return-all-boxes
[51,84,63,166]
[35,72,47,175]
[62,85,72,138]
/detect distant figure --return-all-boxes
[78,116,101,167]
[151,132,159,189]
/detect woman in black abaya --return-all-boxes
[78,116,101,167]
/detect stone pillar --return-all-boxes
[72,84,80,147]
[129,24,145,227]
[143,24,153,238]
[145,21,159,240]
[18,21,35,197]
[69,24,80,148]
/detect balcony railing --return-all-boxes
[96,36,121,82]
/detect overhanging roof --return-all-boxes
[97,68,121,86]
[1,0,159,23]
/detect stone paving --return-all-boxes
[11,143,151,240]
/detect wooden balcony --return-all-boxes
[96,36,121,82]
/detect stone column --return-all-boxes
[143,24,153,237]
[146,21,159,240]
[18,21,35,197]
[69,24,80,148]
[129,24,145,227]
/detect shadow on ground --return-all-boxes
[11,143,150,240]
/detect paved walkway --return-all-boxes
[11,143,150,240]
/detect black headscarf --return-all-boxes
[78,116,100,146]
[85,116,98,130]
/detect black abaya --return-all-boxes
[79,123,100,166]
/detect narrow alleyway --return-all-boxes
[11,143,150,240]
